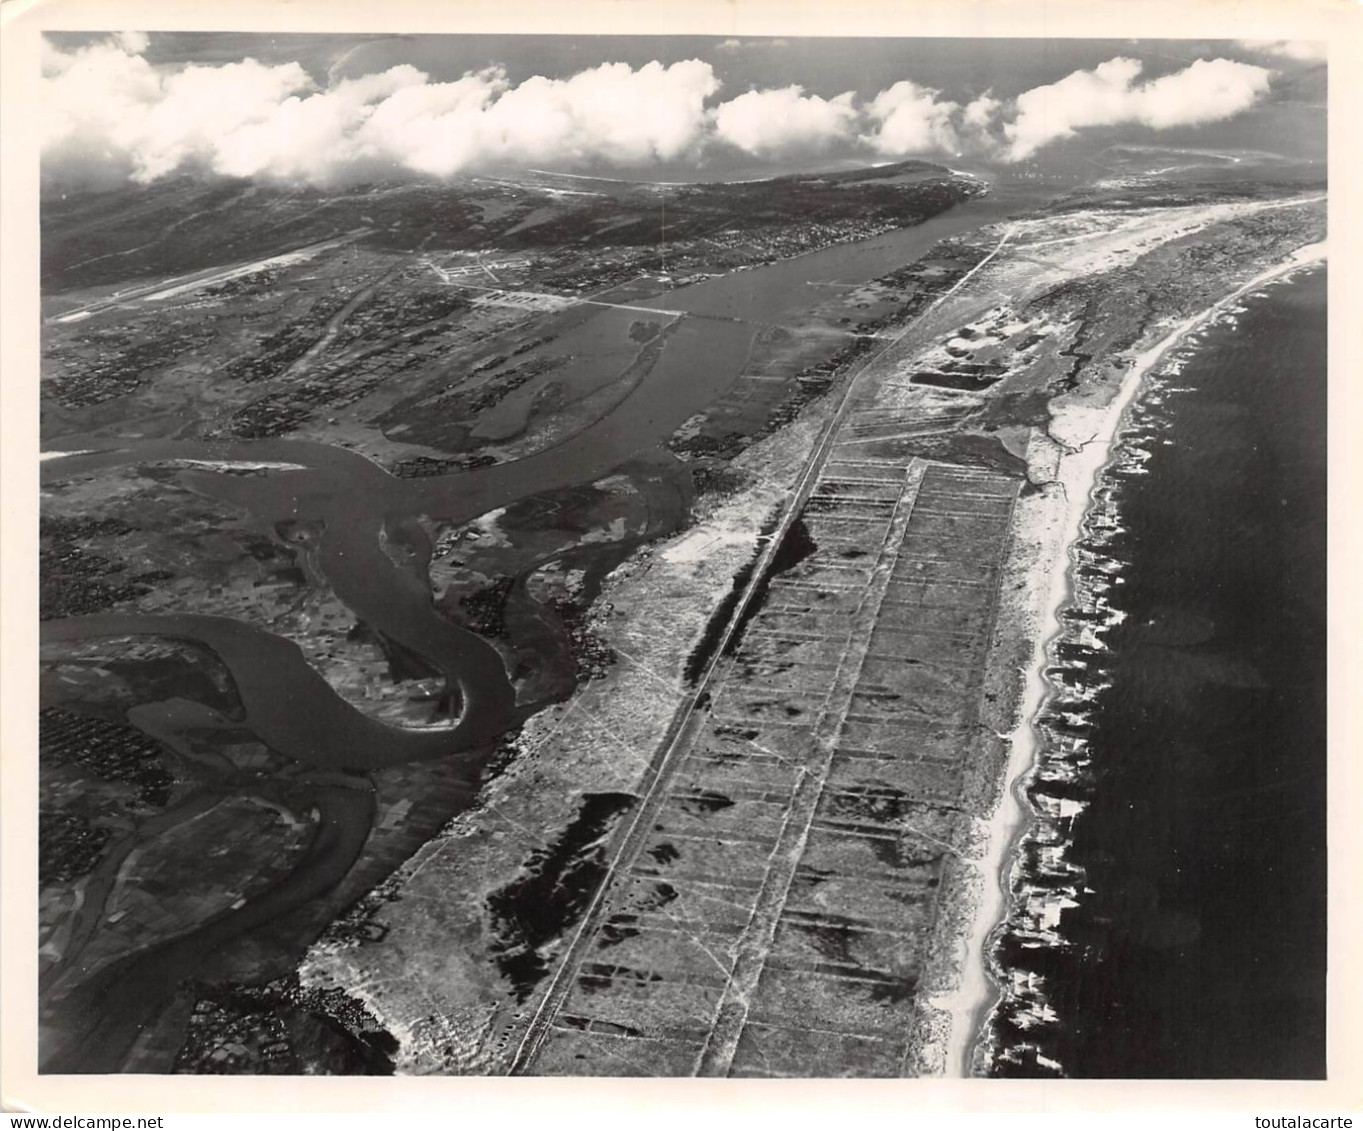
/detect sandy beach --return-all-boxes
[926,237,1329,1077]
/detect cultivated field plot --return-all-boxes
[524,461,1019,1076]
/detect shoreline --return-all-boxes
[930,237,1329,1078]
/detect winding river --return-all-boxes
[40,186,1037,1072]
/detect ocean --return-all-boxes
[986,266,1328,1078]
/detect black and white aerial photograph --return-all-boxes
[3,0,1354,1107]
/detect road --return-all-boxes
[507,222,1017,1073]
[48,230,371,323]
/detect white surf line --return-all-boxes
[929,235,1328,1079]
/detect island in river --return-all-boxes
[37,147,1326,1075]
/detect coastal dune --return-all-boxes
[927,236,1329,1077]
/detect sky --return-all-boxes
[39,33,1327,192]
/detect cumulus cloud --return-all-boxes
[39,35,1280,188]
[214,65,429,182]
[354,60,721,176]
[713,86,857,156]
[42,35,719,186]
[42,36,314,187]
[1003,55,1272,161]
[861,81,960,156]
[962,90,1001,131]
[113,30,149,54]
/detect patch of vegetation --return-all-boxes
[40,707,175,808]
[39,809,112,885]
[486,791,637,1001]
[722,516,819,658]
[174,973,398,1076]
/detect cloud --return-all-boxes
[357,60,721,176]
[39,36,1280,187]
[1003,56,1272,160]
[215,65,430,182]
[114,30,149,54]
[42,36,719,186]
[861,81,960,156]
[713,86,858,156]
[1237,39,1327,63]
[42,35,314,187]
[962,90,1002,131]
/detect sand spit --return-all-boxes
[924,238,1329,1077]
[145,458,310,473]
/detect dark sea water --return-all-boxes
[987,266,1328,1078]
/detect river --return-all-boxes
[40,183,1046,1073]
